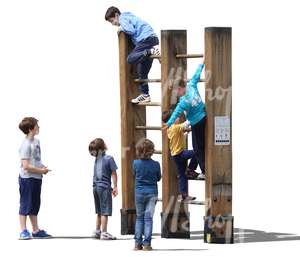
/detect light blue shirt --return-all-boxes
[119,12,156,45]
[166,64,206,127]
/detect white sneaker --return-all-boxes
[197,173,206,180]
[131,94,151,104]
[92,230,101,239]
[101,232,117,240]
[150,47,160,56]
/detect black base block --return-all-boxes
[204,215,234,244]
[161,211,190,238]
[120,208,136,235]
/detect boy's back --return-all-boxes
[119,12,156,45]
[167,123,188,156]
[133,159,161,193]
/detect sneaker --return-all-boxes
[19,229,31,240]
[32,230,52,239]
[178,194,196,201]
[186,169,201,180]
[131,94,151,104]
[143,245,153,251]
[150,47,160,56]
[197,173,206,180]
[92,230,101,239]
[134,244,143,250]
[101,232,117,240]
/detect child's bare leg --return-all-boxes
[29,215,39,233]
[19,215,27,231]
[101,216,108,232]
[96,214,101,231]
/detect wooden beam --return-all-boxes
[135,126,162,131]
[119,32,146,235]
[161,30,190,238]
[136,102,161,106]
[176,54,204,58]
[134,78,161,83]
[204,27,233,244]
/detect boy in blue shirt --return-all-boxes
[18,117,51,240]
[89,138,118,240]
[133,138,161,251]
[105,6,159,104]
[164,63,206,178]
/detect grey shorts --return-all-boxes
[93,187,112,216]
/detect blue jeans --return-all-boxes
[134,193,157,246]
[172,150,198,193]
[127,36,159,95]
[191,116,206,174]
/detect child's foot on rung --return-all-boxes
[150,47,160,56]
[131,94,151,104]
[178,194,196,201]
[186,169,200,180]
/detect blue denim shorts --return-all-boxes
[93,187,112,216]
[19,176,42,216]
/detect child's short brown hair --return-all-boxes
[135,138,155,159]
[105,6,121,21]
[89,138,107,156]
[162,110,174,123]
[19,117,38,135]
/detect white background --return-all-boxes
[1,0,300,256]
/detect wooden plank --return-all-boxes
[176,54,204,58]
[135,126,162,131]
[119,32,146,235]
[204,27,233,244]
[136,102,161,106]
[134,79,161,83]
[161,30,190,238]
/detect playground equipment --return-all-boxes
[118,27,232,244]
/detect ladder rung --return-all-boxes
[150,55,161,59]
[134,79,161,83]
[135,126,162,131]
[187,78,206,83]
[135,102,161,106]
[176,54,204,59]
[154,150,162,154]
[134,78,205,84]
[156,198,205,205]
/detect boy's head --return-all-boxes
[89,138,107,157]
[177,79,186,97]
[162,110,173,124]
[105,6,121,26]
[135,138,155,160]
[19,117,39,135]
[162,109,180,124]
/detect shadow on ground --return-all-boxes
[185,228,300,243]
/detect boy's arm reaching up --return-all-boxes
[188,63,205,89]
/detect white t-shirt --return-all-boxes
[19,138,43,179]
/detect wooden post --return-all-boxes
[204,27,233,243]
[119,32,146,235]
[161,30,190,238]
